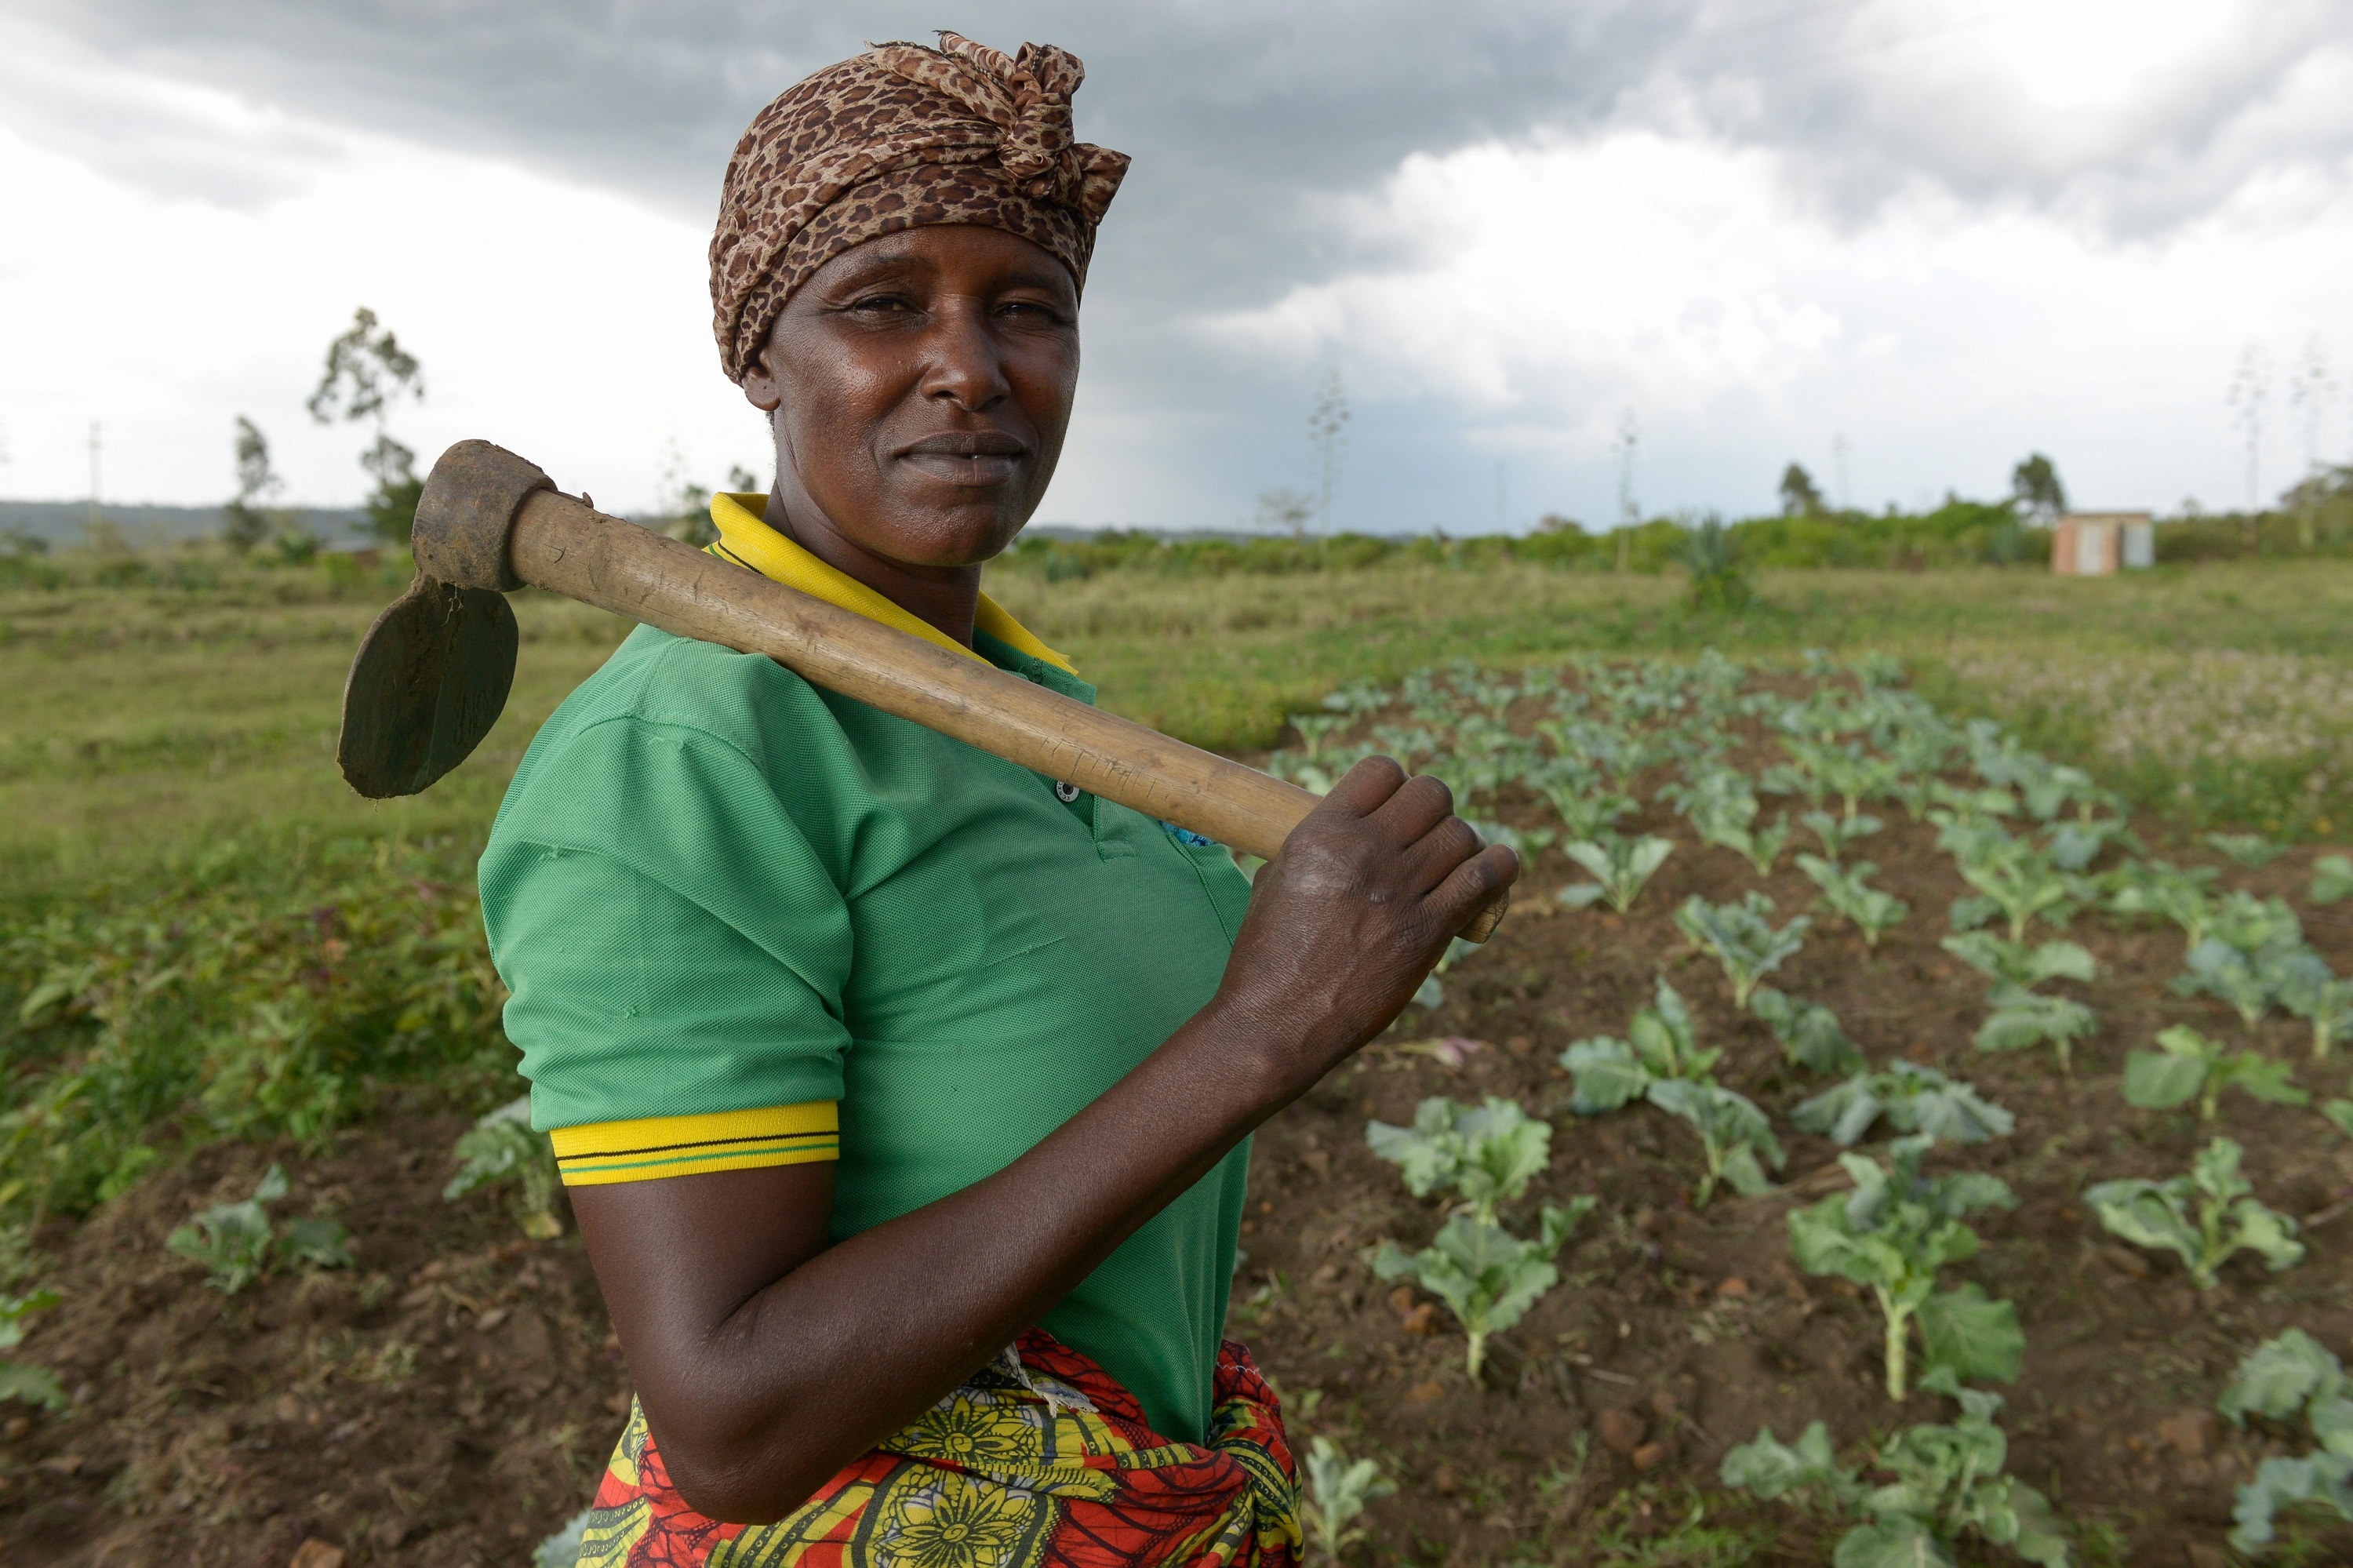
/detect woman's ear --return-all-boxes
[742,345,784,413]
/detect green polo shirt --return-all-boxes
[478,544,1255,1443]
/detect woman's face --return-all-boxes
[744,224,1080,571]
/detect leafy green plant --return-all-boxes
[2102,859,2219,944]
[1801,809,1882,859]
[1559,978,1718,1112]
[1941,820,2079,942]
[1794,1062,2015,1147]
[445,1095,565,1239]
[1365,1097,1551,1224]
[1531,762,1636,842]
[165,1164,351,1294]
[1781,737,1899,821]
[2046,815,2137,874]
[1973,985,2097,1073]
[1749,985,1864,1075]
[2085,1137,2304,1290]
[2275,951,2353,1059]
[1722,1375,2069,1566]
[2121,1027,2306,1122]
[2313,856,2353,905]
[1798,855,1910,948]
[1647,1079,1784,1206]
[1939,933,2095,989]
[1788,1135,2020,1401]
[1674,769,1788,874]
[1370,1202,1595,1378]
[0,1290,64,1410]
[2217,1330,2353,1554]
[2325,1100,2353,1141]
[1555,834,1674,915]
[2207,831,2286,869]
[1300,1435,1396,1563]
[1675,893,1809,1009]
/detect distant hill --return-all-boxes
[0,500,374,551]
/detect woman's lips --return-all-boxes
[899,434,1027,486]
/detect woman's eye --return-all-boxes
[849,295,914,316]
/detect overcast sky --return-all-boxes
[3,0,2351,532]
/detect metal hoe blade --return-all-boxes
[336,575,519,799]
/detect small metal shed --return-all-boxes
[2051,511,2154,576]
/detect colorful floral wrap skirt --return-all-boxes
[575,1331,1300,1568]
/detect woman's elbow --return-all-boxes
[654,1415,835,1526]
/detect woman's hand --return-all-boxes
[1213,756,1519,1091]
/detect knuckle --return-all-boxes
[1404,773,1453,814]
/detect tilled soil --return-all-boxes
[6,789,2353,1565]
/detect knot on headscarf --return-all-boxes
[708,31,1130,383]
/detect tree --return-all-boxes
[1254,488,1313,538]
[308,307,425,545]
[1307,369,1349,539]
[223,416,278,555]
[1779,463,1826,518]
[2009,454,2065,522]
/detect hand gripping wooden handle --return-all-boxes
[505,489,1507,942]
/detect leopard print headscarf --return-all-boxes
[710,32,1130,384]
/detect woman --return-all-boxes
[480,34,1516,1567]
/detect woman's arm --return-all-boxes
[571,757,1515,1523]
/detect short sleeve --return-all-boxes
[479,712,853,1133]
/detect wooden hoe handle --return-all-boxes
[406,441,1507,942]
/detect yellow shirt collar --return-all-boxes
[705,492,1075,675]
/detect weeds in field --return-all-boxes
[1798,854,1910,948]
[165,1163,351,1294]
[1675,893,1809,1009]
[1794,1062,2015,1147]
[1788,1135,2020,1400]
[2086,1137,2304,1290]
[1722,1371,2069,1566]
[0,1290,64,1410]
[1366,1097,1552,1225]
[2122,1027,2307,1122]
[1370,1202,1595,1379]
[444,1097,564,1239]
[2218,1330,2353,1554]
[1556,834,1674,915]
[1748,986,1864,1075]
[1301,1435,1395,1563]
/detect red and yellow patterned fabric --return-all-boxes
[576,1331,1300,1568]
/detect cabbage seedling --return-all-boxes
[1301,1435,1395,1563]
[1800,809,1882,859]
[2122,1027,2307,1122]
[2207,831,2286,869]
[1942,821,2079,942]
[446,1095,566,1239]
[1675,892,1809,1009]
[1798,855,1910,948]
[1781,736,1899,820]
[1939,933,2095,989]
[0,1292,64,1411]
[1556,833,1673,915]
[1749,985,1864,1075]
[2047,815,2137,873]
[2275,951,2353,1059]
[1722,1375,2071,1567]
[165,1163,352,1294]
[2086,1137,2304,1290]
[2217,1330,2353,1553]
[1530,759,1637,842]
[1788,1134,2020,1401]
[1646,1079,1785,1206]
[1974,985,2097,1074]
[2315,856,2353,906]
[1370,1201,1596,1378]
[1673,769,1788,874]
[1366,1096,1553,1224]
[1794,1062,2015,1147]
[1559,977,1718,1112]
[2102,860,2219,944]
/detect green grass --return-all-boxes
[0,545,2348,1230]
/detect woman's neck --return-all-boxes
[762,490,984,649]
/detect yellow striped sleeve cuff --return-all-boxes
[549,1102,838,1187]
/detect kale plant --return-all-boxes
[2085,1137,2304,1290]
[0,1291,64,1411]
[2121,1027,2306,1122]
[1801,809,1883,860]
[1370,1202,1596,1379]
[1675,892,1809,1009]
[1646,1079,1784,1206]
[2218,1330,2353,1554]
[1940,820,2081,942]
[2275,951,2353,1059]
[165,1164,351,1295]
[1365,1096,1552,1224]
[1940,933,2095,989]
[2206,831,2286,869]
[2314,856,2353,906]
[1555,833,1673,915]
[446,1095,566,1239]
[1750,985,1865,1075]
[1794,1062,2015,1148]
[1798,855,1911,948]
[2101,859,2219,944]
[1788,1135,2020,1401]
[1559,978,1718,1112]
[1301,1435,1396,1563]
[1973,986,2097,1074]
